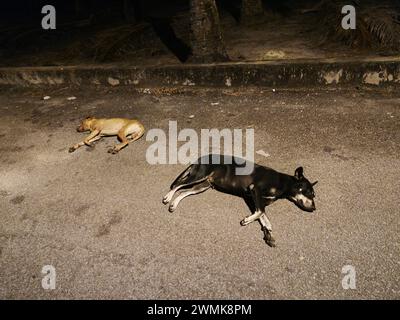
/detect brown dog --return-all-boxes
[69,117,145,154]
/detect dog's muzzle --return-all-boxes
[304,200,316,212]
[296,197,316,212]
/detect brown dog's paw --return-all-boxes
[68,147,75,153]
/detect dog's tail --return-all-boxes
[170,165,193,190]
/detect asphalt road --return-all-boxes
[0,86,399,299]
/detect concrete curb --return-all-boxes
[0,58,399,88]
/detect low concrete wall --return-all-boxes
[0,58,399,88]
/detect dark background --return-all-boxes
[1,0,399,66]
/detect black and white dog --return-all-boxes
[162,155,318,247]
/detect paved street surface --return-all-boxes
[0,86,399,299]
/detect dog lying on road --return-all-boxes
[69,117,145,154]
[163,155,318,247]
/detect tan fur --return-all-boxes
[69,117,145,154]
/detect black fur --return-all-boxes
[164,154,318,247]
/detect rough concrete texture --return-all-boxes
[0,86,399,299]
[0,58,399,88]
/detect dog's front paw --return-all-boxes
[263,232,276,248]
[162,197,169,205]
[240,219,248,226]
[168,205,176,213]
[68,147,75,153]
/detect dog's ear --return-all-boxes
[312,181,318,187]
[294,167,304,179]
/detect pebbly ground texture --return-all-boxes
[0,86,399,299]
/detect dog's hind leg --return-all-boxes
[162,176,209,205]
[128,131,144,142]
[170,168,191,188]
[109,126,144,154]
[108,129,129,154]
[168,181,211,212]
[259,214,275,247]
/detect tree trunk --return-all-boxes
[240,0,264,25]
[189,0,229,63]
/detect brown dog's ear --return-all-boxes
[294,167,304,180]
